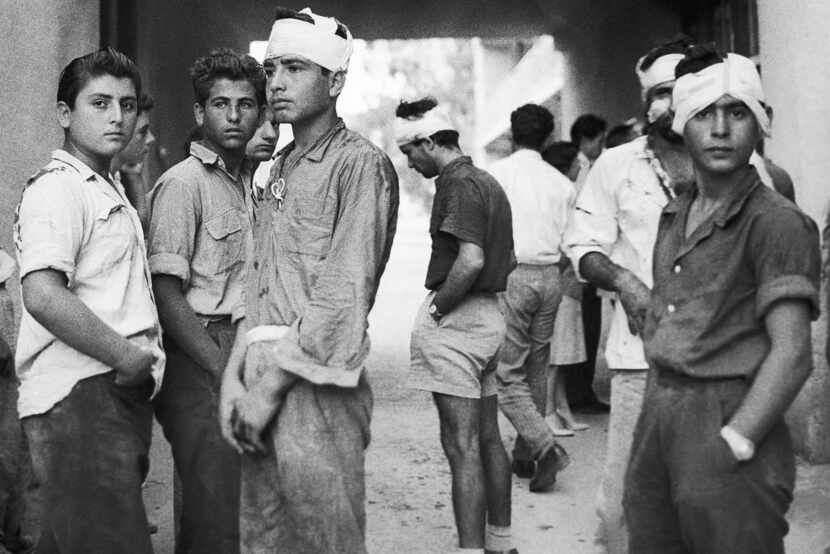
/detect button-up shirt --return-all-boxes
[246,120,399,387]
[488,149,575,265]
[564,137,667,369]
[147,141,252,322]
[643,168,820,379]
[14,150,164,417]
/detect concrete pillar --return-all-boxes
[759,0,830,462]
[0,0,99,315]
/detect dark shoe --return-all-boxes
[511,459,535,479]
[529,443,570,492]
[485,549,518,554]
[575,399,610,414]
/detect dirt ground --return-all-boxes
[143,204,830,553]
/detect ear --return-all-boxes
[193,102,205,127]
[422,137,436,152]
[56,101,72,130]
[764,104,774,124]
[329,70,346,98]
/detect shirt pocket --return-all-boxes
[204,209,245,274]
[87,203,136,274]
[283,195,332,258]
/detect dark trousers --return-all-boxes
[0,346,26,552]
[623,371,795,554]
[564,284,602,406]
[154,319,239,554]
[24,373,154,554]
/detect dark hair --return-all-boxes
[396,96,438,119]
[430,130,460,148]
[605,123,635,149]
[190,48,266,106]
[570,114,607,144]
[542,141,579,176]
[272,6,349,75]
[510,104,554,150]
[57,47,141,109]
[638,35,695,73]
[138,93,154,114]
[675,44,727,79]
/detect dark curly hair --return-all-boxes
[190,48,266,106]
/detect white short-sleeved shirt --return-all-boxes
[14,149,164,417]
[487,149,575,265]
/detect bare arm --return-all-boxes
[152,274,222,374]
[728,299,813,444]
[579,251,650,334]
[432,240,485,316]
[22,268,154,384]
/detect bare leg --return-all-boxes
[553,365,588,431]
[479,395,511,527]
[434,393,486,548]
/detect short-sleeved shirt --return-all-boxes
[246,119,399,387]
[487,149,575,265]
[643,167,820,380]
[425,156,515,292]
[14,150,164,417]
[147,141,252,322]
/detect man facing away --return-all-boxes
[148,48,265,554]
[219,7,399,553]
[623,46,820,553]
[487,104,573,491]
[397,97,517,554]
[14,47,164,553]
[563,36,696,554]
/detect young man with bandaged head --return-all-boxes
[623,45,820,553]
[218,7,399,553]
[562,36,696,554]
[397,97,518,554]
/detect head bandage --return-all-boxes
[671,53,769,136]
[394,107,454,147]
[636,53,685,98]
[265,7,353,72]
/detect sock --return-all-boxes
[485,524,514,551]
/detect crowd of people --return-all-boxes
[0,4,823,554]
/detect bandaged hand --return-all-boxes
[616,271,651,335]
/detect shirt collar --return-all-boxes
[51,149,101,182]
[277,119,346,164]
[664,166,762,225]
[437,155,472,183]
[189,141,255,178]
[510,148,543,161]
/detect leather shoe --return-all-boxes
[529,443,570,492]
[485,549,518,554]
[511,459,535,479]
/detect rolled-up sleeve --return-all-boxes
[750,208,821,320]
[15,175,83,284]
[147,177,199,285]
[563,156,620,280]
[294,149,399,386]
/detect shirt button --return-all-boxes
[667,304,676,313]
[673,265,681,274]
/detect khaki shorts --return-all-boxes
[409,291,505,399]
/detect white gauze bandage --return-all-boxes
[636,53,685,99]
[265,7,353,72]
[394,107,454,147]
[671,53,770,137]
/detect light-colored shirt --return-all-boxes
[147,142,252,323]
[14,150,164,417]
[246,119,399,387]
[488,149,575,265]
[564,137,665,370]
[574,150,594,194]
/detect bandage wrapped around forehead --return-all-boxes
[394,107,455,147]
[265,7,353,72]
[636,53,685,98]
[671,53,770,136]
